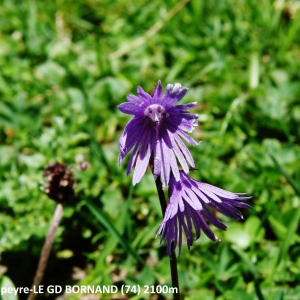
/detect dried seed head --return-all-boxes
[43,162,76,203]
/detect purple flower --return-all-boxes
[118,80,198,188]
[157,171,252,257]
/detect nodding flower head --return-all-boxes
[157,171,252,257]
[118,80,199,188]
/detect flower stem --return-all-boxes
[28,203,64,300]
[154,176,180,300]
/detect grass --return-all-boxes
[1,0,300,299]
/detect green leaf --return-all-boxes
[0,276,18,300]
[269,154,300,197]
[272,206,300,276]
[231,246,257,277]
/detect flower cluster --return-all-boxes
[118,81,251,257]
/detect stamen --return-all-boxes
[144,104,167,140]
[144,104,166,123]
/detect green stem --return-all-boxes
[28,203,63,300]
[154,176,180,300]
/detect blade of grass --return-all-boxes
[271,206,300,279]
[93,198,130,268]
[268,215,300,243]
[231,245,257,277]
[249,52,260,89]
[132,219,161,249]
[85,199,145,266]
[109,0,191,60]
[220,96,245,135]
[269,154,300,279]
[125,184,133,241]
[231,246,265,300]
[270,154,300,197]
[279,9,300,57]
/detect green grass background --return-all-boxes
[1,0,300,299]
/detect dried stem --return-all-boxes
[28,203,64,300]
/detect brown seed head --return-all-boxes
[43,163,76,203]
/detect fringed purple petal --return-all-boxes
[119,117,145,164]
[198,186,223,203]
[195,211,216,241]
[126,143,139,176]
[168,198,179,220]
[153,140,162,179]
[174,215,178,250]
[132,134,151,185]
[174,134,195,168]
[137,86,153,102]
[218,202,244,218]
[178,216,183,257]
[157,171,252,258]
[224,198,252,209]
[168,149,180,182]
[197,182,238,199]
[162,83,189,105]
[117,102,139,115]
[176,102,198,109]
[168,132,189,173]
[208,201,241,221]
[201,207,227,230]
[127,94,146,107]
[166,218,175,256]
[191,185,211,203]
[177,129,198,146]
[178,119,198,133]
[179,211,193,250]
[153,80,162,101]
[183,189,203,211]
[235,196,253,201]
[122,116,144,137]
[190,209,201,239]
[159,139,171,189]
